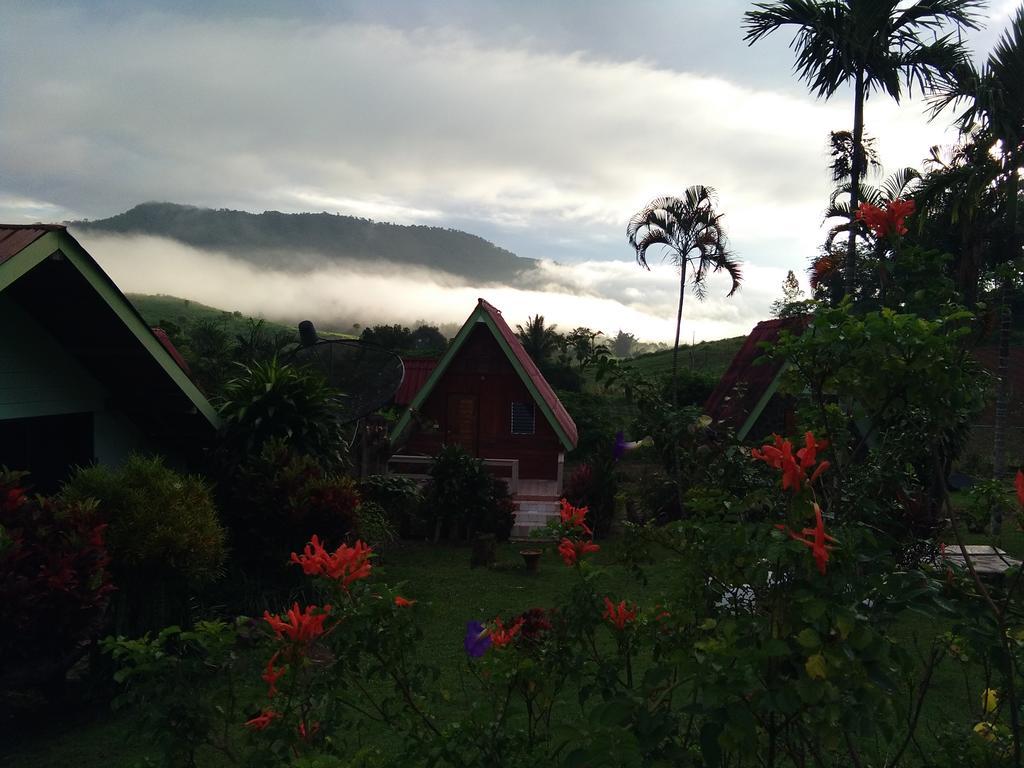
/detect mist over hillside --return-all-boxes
[74,202,539,284]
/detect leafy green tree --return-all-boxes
[931,7,1024,483]
[770,270,807,317]
[408,324,447,355]
[612,329,637,358]
[515,314,561,363]
[745,0,982,296]
[360,324,413,351]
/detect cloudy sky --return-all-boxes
[1,1,1019,341]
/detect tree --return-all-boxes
[565,327,606,371]
[612,329,637,358]
[515,315,561,364]
[770,270,807,317]
[627,186,741,511]
[409,325,447,355]
[745,0,982,297]
[931,7,1024,487]
[360,324,412,351]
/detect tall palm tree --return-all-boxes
[628,187,740,513]
[627,187,741,409]
[744,0,982,297]
[931,6,1024,487]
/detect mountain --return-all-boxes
[72,202,539,283]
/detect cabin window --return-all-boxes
[510,401,535,435]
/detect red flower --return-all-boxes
[809,255,837,290]
[290,536,373,589]
[777,503,838,575]
[491,617,525,647]
[1015,470,1024,509]
[856,199,915,238]
[752,433,830,492]
[602,597,638,630]
[263,603,331,644]
[558,537,600,566]
[261,652,287,698]
[559,499,592,536]
[298,721,320,741]
[394,596,415,607]
[244,709,279,731]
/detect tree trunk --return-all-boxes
[991,151,1019,534]
[844,70,866,301]
[671,261,687,516]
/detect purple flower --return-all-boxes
[464,620,491,658]
[613,431,626,462]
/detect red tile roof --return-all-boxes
[395,357,438,405]
[0,224,65,264]
[477,298,579,448]
[704,316,809,431]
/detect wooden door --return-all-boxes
[446,394,478,455]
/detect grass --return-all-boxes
[627,335,745,381]
[3,539,677,768]
[3,531,1010,767]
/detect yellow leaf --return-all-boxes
[982,688,999,713]
[805,653,827,680]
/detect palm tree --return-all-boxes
[744,0,982,297]
[627,187,741,408]
[628,187,740,514]
[515,315,561,364]
[931,7,1024,488]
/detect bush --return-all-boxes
[960,478,1018,534]
[61,455,226,634]
[360,474,424,539]
[221,440,361,569]
[564,456,617,538]
[1,468,113,694]
[354,501,398,552]
[217,358,350,469]
[421,445,514,542]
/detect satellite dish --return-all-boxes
[289,321,405,425]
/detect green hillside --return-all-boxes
[128,294,353,340]
[628,335,745,381]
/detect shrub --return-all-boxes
[61,455,226,634]
[360,474,424,538]
[1,468,113,694]
[221,440,361,569]
[960,478,1018,534]
[421,445,514,542]
[564,456,617,538]
[354,501,398,552]
[217,358,350,469]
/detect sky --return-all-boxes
[1,1,1020,342]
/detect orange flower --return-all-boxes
[559,499,593,536]
[777,504,838,575]
[602,597,638,630]
[558,537,600,566]
[263,603,331,644]
[394,596,416,607]
[261,651,287,698]
[297,721,320,741]
[244,709,279,731]
[856,199,915,238]
[290,536,373,589]
[752,433,830,492]
[491,617,525,647]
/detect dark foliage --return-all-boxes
[421,445,514,542]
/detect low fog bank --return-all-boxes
[76,231,791,343]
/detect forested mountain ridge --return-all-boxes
[72,202,539,283]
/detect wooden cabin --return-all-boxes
[389,299,578,536]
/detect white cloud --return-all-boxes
[77,232,787,343]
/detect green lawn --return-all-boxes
[3,539,679,768]
[3,534,1005,767]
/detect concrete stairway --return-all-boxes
[511,495,561,540]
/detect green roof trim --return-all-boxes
[390,304,575,452]
[0,229,221,429]
[737,361,787,441]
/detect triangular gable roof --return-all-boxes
[0,224,220,430]
[390,298,578,451]
[704,316,808,440]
